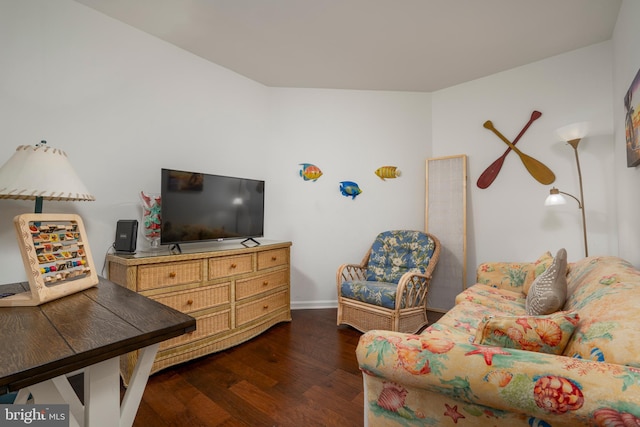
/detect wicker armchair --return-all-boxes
[336,230,441,333]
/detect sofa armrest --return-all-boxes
[357,329,640,424]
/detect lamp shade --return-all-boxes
[555,122,589,142]
[0,143,95,202]
[544,187,567,206]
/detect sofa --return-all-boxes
[356,253,640,426]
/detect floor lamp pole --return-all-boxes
[568,138,588,257]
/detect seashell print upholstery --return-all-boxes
[356,255,640,426]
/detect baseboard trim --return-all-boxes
[291,300,337,310]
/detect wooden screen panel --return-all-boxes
[425,155,467,312]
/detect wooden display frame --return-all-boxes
[0,213,98,307]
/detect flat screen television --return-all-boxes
[160,168,265,247]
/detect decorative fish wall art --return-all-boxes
[339,181,362,199]
[299,163,323,181]
[375,166,401,180]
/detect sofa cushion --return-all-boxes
[365,230,436,284]
[473,310,580,354]
[526,249,568,315]
[434,298,526,338]
[476,251,553,294]
[455,284,526,314]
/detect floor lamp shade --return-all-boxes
[0,142,95,206]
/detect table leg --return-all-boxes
[84,357,120,427]
[12,343,159,427]
[25,378,82,427]
[120,343,159,427]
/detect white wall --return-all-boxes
[612,0,640,265]
[0,0,631,308]
[432,42,616,286]
[0,0,270,282]
[0,1,432,309]
[268,89,432,307]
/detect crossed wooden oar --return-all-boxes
[478,111,555,187]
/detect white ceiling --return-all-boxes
[73,0,622,92]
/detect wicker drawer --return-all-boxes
[137,260,202,291]
[152,283,230,313]
[236,271,287,301]
[257,249,288,270]
[159,309,231,351]
[236,290,289,327]
[209,254,253,279]
[108,241,292,385]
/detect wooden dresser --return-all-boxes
[106,240,292,384]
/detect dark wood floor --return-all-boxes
[130,308,444,427]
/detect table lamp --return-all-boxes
[0,140,95,213]
[0,141,98,307]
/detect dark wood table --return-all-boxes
[0,277,196,427]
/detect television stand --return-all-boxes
[241,237,260,247]
[106,240,291,385]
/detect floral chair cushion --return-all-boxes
[340,280,399,309]
[364,230,436,284]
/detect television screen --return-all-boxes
[160,168,265,245]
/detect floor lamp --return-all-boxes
[544,123,589,257]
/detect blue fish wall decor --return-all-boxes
[339,181,362,199]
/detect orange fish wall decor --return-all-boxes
[299,163,323,182]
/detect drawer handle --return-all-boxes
[169,272,176,278]
[263,304,269,309]
[271,256,277,261]
[230,263,237,269]
[187,299,193,305]
[263,281,269,286]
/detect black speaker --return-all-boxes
[114,220,138,253]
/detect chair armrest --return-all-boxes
[336,247,372,285]
[395,271,431,308]
[336,263,368,303]
[357,329,640,424]
[336,263,368,284]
